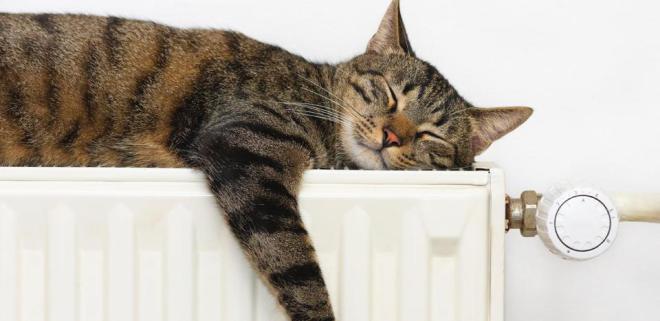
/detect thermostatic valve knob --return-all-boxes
[537,187,619,260]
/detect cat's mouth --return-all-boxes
[357,142,389,169]
[342,124,389,170]
[340,136,393,170]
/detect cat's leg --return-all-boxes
[196,122,334,321]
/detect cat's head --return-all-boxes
[333,0,532,169]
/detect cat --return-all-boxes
[0,0,532,320]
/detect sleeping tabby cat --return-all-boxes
[0,1,532,320]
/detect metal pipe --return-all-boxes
[613,193,660,223]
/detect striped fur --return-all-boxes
[0,1,532,320]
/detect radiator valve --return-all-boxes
[506,191,541,237]
[536,187,619,260]
[507,187,621,260]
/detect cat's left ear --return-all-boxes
[467,107,533,155]
[367,0,415,56]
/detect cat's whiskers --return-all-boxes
[296,73,365,119]
[279,101,353,126]
[287,110,351,126]
[296,83,346,110]
[282,105,352,127]
[299,86,364,121]
[296,77,365,120]
[278,100,348,118]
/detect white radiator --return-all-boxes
[0,165,505,321]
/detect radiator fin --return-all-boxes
[400,211,430,320]
[0,171,495,321]
[47,205,76,321]
[107,205,135,321]
[0,204,18,321]
[340,208,371,321]
[166,205,195,321]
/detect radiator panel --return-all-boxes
[0,167,502,321]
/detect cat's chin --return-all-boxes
[347,141,388,170]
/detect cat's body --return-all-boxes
[0,2,532,320]
[0,13,337,168]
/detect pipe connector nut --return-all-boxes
[506,190,541,237]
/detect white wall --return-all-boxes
[2,0,659,320]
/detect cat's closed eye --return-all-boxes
[434,115,449,127]
[415,131,442,140]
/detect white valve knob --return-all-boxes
[537,187,619,260]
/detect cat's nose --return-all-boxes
[382,127,401,148]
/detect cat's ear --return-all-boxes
[467,107,533,155]
[367,0,415,56]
